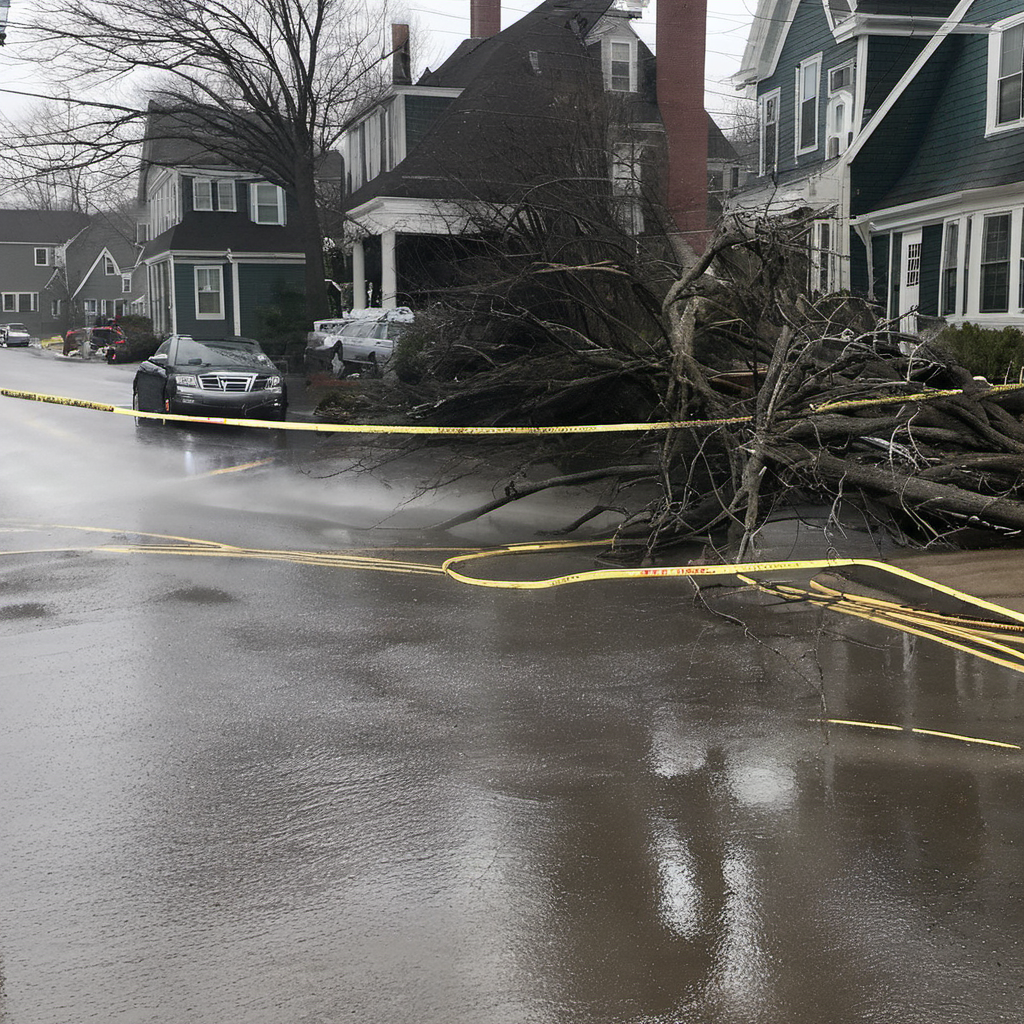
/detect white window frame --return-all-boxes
[605,37,637,93]
[759,88,781,176]
[826,60,855,158]
[988,14,1024,135]
[83,298,97,316]
[34,247,50,266]
[795,54,822,155]
[193,178,214,211]
[250,182,285,225]
[940,218,961,316]
[216,180,237,212]
[810,219,840,294]
[0,292,37,313]
[122,274,132,294]
[103,256,117,276]
[50,298,61,317]
[194,265,225,319]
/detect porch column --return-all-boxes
[381,230,398,309]
[352,239,367,311]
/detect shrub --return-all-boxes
[935,322,1024,382]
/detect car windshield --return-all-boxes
[174,338,274,368]
[8,324,27,332]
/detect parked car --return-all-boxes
[133,335,288,422]
[0,323,31,347]
[304,307,413,377]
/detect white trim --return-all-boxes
[759,87,781,176]
[986,13,1024,136]
[194,264,225,319]
[795,53,823,156]
[249,182,285,225]
[346,195,484,236]
[841,0,976,168]
[604,35,637,93]
[193,178,214,211]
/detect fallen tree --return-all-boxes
[314,211,1024,559]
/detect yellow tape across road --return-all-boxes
[0,388,748,435]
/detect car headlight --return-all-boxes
[174,374,199,387]
[265,375,282,389]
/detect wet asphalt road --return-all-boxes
[1,347,1022,1024]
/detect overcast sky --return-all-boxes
[0,1,756,126]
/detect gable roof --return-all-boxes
[0,208,91,244]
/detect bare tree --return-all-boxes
[11,0,394,317]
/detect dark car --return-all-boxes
[1,323,31,347]
[133,335,288,422]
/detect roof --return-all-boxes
[347,0,731,210]
[0,208,91,244]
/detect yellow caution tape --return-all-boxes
[0,388,749,435]
[811,381,1024,414]
[3,524,1022,751]
[812,718,1021,750]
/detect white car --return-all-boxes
[0,323,31,347]
[305,307,413,376]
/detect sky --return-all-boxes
[0,0,757,127]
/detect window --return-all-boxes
[194,178,237,212]
[811,220,838,293]
[609,40,634,92]
[611,142,644,234]
[217,180,237,212]
[51,299,61,317]
[2,292,36,312]
[194,178,214,211]
[905,241,921,288]
[250,182,285,225]
[796,56,821,153]
[35,247,50,266]
[101,299,114,317]
[83,299,97,316]
[941,220,959,315]
[760,90,780,176]
[980,213,1011,313]
[103,256,117,276]
[195,266,224,318]
[996,22,1024,127]
[829,64,854,92]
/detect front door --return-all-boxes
[899,229,922,333]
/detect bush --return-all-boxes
[935,322,1024,382]
[254,286,308,372]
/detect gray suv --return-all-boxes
[304,308,413,377]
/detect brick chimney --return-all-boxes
[657,0,709,256]
[471,0,501,38]
[392,24,411,84]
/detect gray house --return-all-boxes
[0,208,145,339]
[0,209,89,338]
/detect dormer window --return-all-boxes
[193,178,238,212]
[605,38,636,93]
[250,182,285,225]
[104,256,117,275]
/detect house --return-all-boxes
[338,0,744,310]
[0,209,88,338]
[732,0,1024,332]
[136,106,306,338]
[0,208,144,338]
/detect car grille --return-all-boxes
[198,373,256,392]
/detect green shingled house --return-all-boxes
[137,106,306,340]
[732,0,1024,332]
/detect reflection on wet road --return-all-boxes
[1,352,1022,1023]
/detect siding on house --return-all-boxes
[753,0,856,178]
